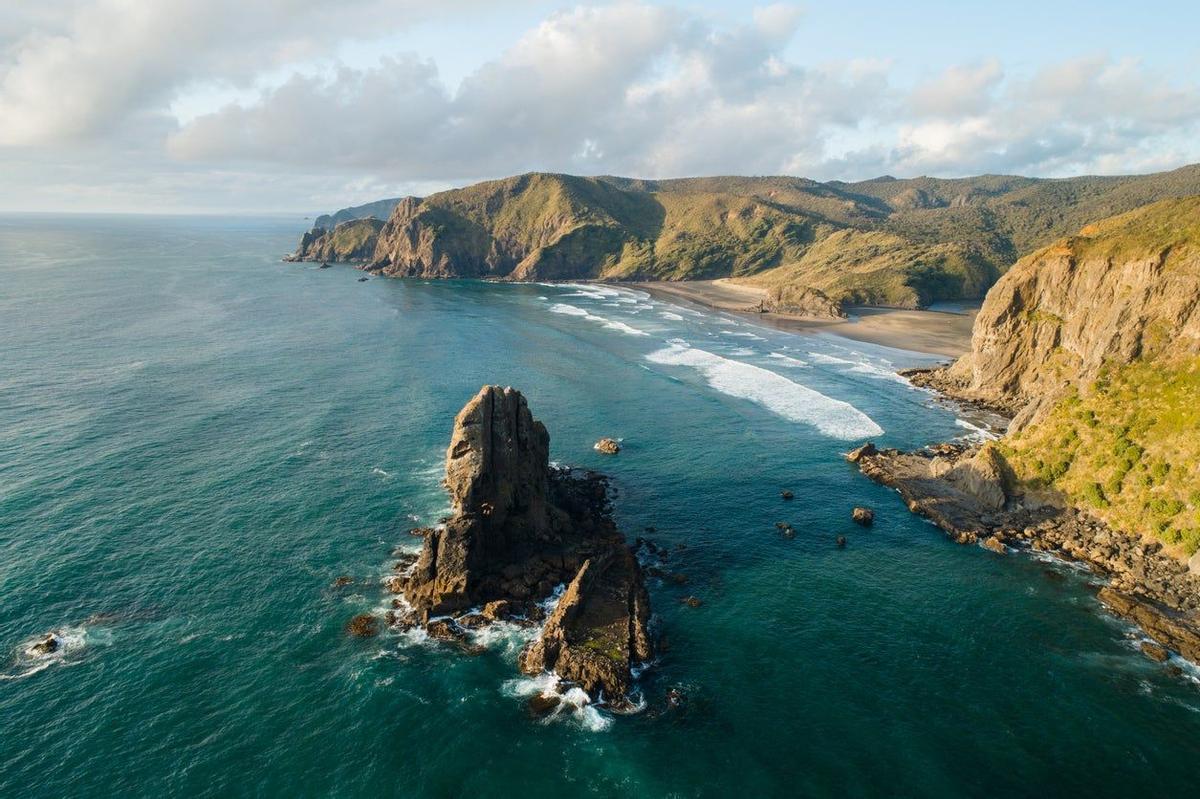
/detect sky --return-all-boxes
[2,0,1199,214]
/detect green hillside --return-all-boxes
[295,165,1200,307]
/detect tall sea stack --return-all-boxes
[397,386,653,705]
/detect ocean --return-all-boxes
[3,214,1199,797]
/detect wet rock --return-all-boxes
[665,688,686,708]
[780,490,794,500]
[347,614,381,637]
[426,619,465,642]
[836,535,847,548]
[845,442,877,463]
[527,694,561,718]
[852,507,875,526]
[594,438,621,455]
[457,613,490,629]
[395,386,653,704]
[981,536,1007,555]
[331,576,354,588]
[28,633,60,656]
[357,276,369,282]
[681,596,703,608]
[319,262,332,269]
[1140,641,1171,663]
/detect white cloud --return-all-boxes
[2,2,1200,211]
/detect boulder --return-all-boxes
[981,536,1007,554]
[852,507,875,526]
[945,445,1010,510]
[346,614,380,637]
[527,694,561,718]
[594,438,621,455]
[780,490,794,500]
[1140,640,1171,663]
[28,633,60,656]
[836,535,847,548]
[845,442,877,463]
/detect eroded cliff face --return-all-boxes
[916,198,1200,429]
[396,386,653,705]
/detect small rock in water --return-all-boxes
[780,490,794,500]
[331,575,354,588]
[28,633,60,656]
[357,276,369,282]
[527,694,561,718]
[665,688,686,708]
[346,614,380,637]
[594,437,621,455]
[681,596,703,608]
[836,535,847,548]
[851,507,875,526]
[1140,641,1171,663]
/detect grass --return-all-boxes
[1000,356,1200,554]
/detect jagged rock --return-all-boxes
[1140,641,1171,663]
[398,386,653,704]
[28,633,60,656]
[852,507,875,526]
[945,446,1010,510]
[981,536,1007,554]
[519,554,653,705]
[594,438,620,455]
[527,694,561,718]
[1098,588,1200,664]
[845,442,877,463]
[346,614,380,637]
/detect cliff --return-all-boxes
[394,386,653,705]
[291,165,1200,308]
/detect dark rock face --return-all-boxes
[398,386,653,704]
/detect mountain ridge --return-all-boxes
[290,165,1200,308]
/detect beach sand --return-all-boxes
[630,279,978,359]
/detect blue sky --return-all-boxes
[3,1,1199,213]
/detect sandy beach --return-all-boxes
[630,279,978,359]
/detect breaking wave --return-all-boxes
[645,341,883,439]
[548,303,648,336]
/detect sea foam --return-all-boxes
[549,303,648,336]
[645,341,883,439]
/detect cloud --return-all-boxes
[168,2,888,179]
[2,1,1200,211]
[0,0,502,146]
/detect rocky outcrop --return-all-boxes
[853,442,1200,664]
[395,386,653,704]
[912,198,1200,429]
[758,285,846,319]
[287,218,385,264]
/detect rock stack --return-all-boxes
[395,386,653,705]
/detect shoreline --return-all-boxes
[849,441,1200,669]
[628,279,978,359]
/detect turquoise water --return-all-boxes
[3,215,1200,797]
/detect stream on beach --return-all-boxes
[3,214,1200,797]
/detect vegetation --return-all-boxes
[1000,358,1200,554]
[301,165,1200,306]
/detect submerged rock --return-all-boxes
[780,490,794,500]
[346,614,380,637]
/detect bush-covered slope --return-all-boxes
[916,197,1200,553]
[292,166,1200,306]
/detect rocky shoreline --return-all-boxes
[849,441,1200,667]
[361,385,654,711]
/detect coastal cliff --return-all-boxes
[389,386,653,706]
[289,166,1200,309]
[854,197,1200,666]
